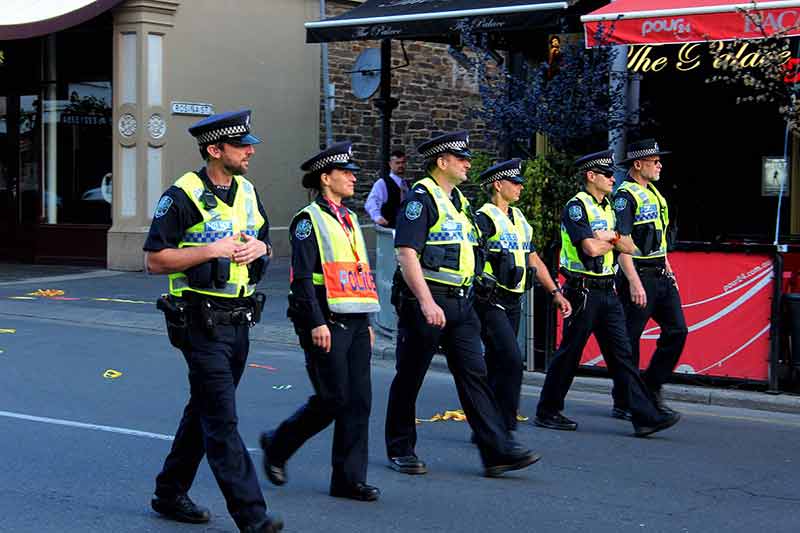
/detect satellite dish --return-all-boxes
[351,48,381,100]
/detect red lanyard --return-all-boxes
[325,199,363,270]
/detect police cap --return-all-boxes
[417,130,472,159]
[575,150,616,176]
[620,138,671,164]
[300,141,361,189]
[188,109,262,146]
[480,158,525,186]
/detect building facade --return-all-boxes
[1,0,322,269]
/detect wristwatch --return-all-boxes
[550,286,562,296]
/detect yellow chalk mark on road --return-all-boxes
[9,296,36,300]
[27,289,64,297]
[93,298,150,304]
[416,409,467,424]
[103,369,123,379]
[0,329,15,334]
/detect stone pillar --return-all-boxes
[108,0,179,270]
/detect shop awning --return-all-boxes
[0,0,126,40]
[582,0,800,47]
[305,0,569,44]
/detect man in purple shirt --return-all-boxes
[364,150,408,228]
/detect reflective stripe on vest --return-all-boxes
[300,202,380,314]
[559,191,615,277]
[478,203,532,293]
[416,177,477,287]
[168,172,265,298]
[617,180,669,259]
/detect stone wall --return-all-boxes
[323,1,500,211]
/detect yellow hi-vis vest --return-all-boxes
[616,180,669,259]
[415,177,478,287]
[560,191,615,277]
[477,203,532,293]
[168,172,265,298]
[300,202,380,314]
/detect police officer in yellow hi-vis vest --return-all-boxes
[386,131,541,478]
[473,158,572,433]
[534,150,681,438]
[260,142,381,503]
[611,139,687,420]
[143,110,283,533]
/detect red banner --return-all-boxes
[584,6,800,47]
[557,251,773,381]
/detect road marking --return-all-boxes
[519,392,800,428]
[0,410,261,453]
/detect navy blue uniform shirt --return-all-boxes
[290,195,357,329]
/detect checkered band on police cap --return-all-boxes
[622,138,670,163]
[307,151,352,173]
[577,153,614,172]
[420,139,469,158]
[480,158,523,185]
[195,124,248,145]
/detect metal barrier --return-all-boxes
[375,225,399,335]
[375,223,535,369]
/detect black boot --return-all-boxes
[151,493,211,524]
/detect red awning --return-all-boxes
[0,0,126,40]
[582,0,800,47]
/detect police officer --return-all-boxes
[473,159,572,432]
[144,110,282,532]
[260,142,381,502]
[533,150,681,438]
[385,131,541,477]
[611,139,687,419]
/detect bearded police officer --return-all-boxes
[385,132,541,477]
[260,142,381,502]
[611,139,687,420]
[473,159,572,432]
[144,110,283,533]
[533,150,681,438]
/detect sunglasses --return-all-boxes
[641,159,662,166]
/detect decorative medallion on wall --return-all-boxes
[147,114,167,139]
[118,113,137,137]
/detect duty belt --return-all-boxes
[635,263,667,277]
[211,307,255,325]
[564,275,615,290]
[428,283,472,298]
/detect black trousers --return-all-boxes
[536,284,663,426]
[614,270,688,407]
[385,293,516,465]
[155,320,266,530]
[269,315,372,489]
[475,296,524,432]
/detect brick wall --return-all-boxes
[323,1,500,210]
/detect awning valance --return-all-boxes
[582,0,800,47]
[306,0,569,44]
[0,0,126,41]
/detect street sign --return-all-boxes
[171,101,214,116]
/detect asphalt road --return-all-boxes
[1,310,799,533]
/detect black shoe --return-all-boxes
[240,512,284,533]
[484,447,542,478]
[388,455,427,475]
[534,413,578,431]
[259,432,287,486]
[611,407,633,421]
[151,493,211,524]
[653,390,679,415]
[633,411,681,438]
[330,482,381,502]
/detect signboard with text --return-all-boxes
[557,251,773,381]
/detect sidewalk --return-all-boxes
[1,260,798,415]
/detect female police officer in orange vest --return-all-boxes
[259,142,381,502]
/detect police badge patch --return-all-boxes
[405,200,423,221]
[154,196,173,218]
[294,219,313,240]
[613,197,627,211]
[568,204,583,221]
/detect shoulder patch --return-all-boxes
[613,197,628,211]
[568,204,583,221]
[294,219,312,240]
[405,200,423,221]
[154,195,173,218]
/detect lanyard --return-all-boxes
[325,199,363,271]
